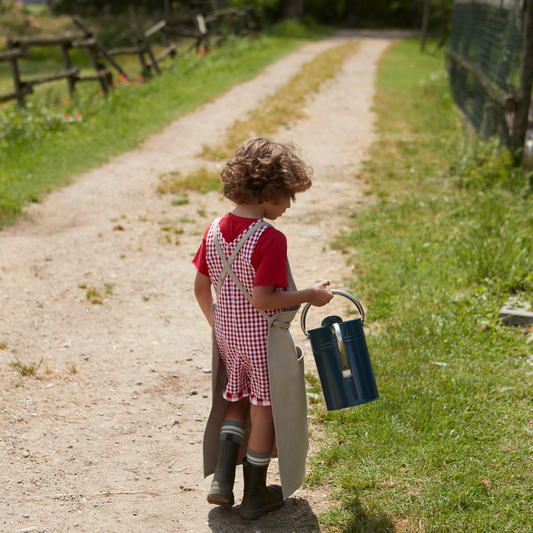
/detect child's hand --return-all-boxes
[309,280,333,307]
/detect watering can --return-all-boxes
[300,290,379,411]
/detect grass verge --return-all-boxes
[308,39,533,532]
[0,29,330,229]
[201,39,360,160]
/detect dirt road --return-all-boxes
[0,32,393,533]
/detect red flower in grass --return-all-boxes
[88,109,94,114]
[99,90,105,97]
[136,75,145,82]
[64,113,71,120]
[198,46,208,55]
[75,112,82,120]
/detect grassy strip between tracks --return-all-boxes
[307,39,533,532]
[0,24,331,229]
[201,38,361,160]
[157,38,361,196]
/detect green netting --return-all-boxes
[447,0,524,145]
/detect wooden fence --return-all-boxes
[0,4,258,107]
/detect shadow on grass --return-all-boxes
[326,497,396,533]
[206,495,395,532]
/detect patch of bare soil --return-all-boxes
[0,32,395,533]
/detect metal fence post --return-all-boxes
[511,0,533,159]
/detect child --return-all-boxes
[192,137,332,520]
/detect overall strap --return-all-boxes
[213,219,270,321]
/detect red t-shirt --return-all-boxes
[192,213,288,288]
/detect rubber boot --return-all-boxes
[207,439,240,507]
[239,458,284,520]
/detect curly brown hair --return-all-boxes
[220,138,313,205]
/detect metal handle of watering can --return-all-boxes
[300,289,366,338]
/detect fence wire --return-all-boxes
[447,0,524,145]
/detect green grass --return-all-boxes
[0,28,331,228]
[309,39,533,532]
[157,168,222,195]
[9,356,43,376]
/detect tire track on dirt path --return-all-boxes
[0,32,394,533]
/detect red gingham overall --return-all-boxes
[205,217,283,406]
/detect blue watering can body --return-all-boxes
[301,290,379,411]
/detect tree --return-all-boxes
[282,0,304,18]
[420,0,430,51]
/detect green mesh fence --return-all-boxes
[447,0,524,146]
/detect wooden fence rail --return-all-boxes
[1,28,116,105]
[0,4,259,107]
[194,4,258,49]
[72,16,130,84]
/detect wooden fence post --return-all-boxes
[134,38,150,75]
[420,0,431,52]
[195,14,208,51]
[60,41,76,96]
[84,41,109,92]
[511,0,533,160]
[7,47,26,106]
[130,5,161,75]
[72,15,130,81]
[0,49,29,105]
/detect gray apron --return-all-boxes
[203,220,309,499]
